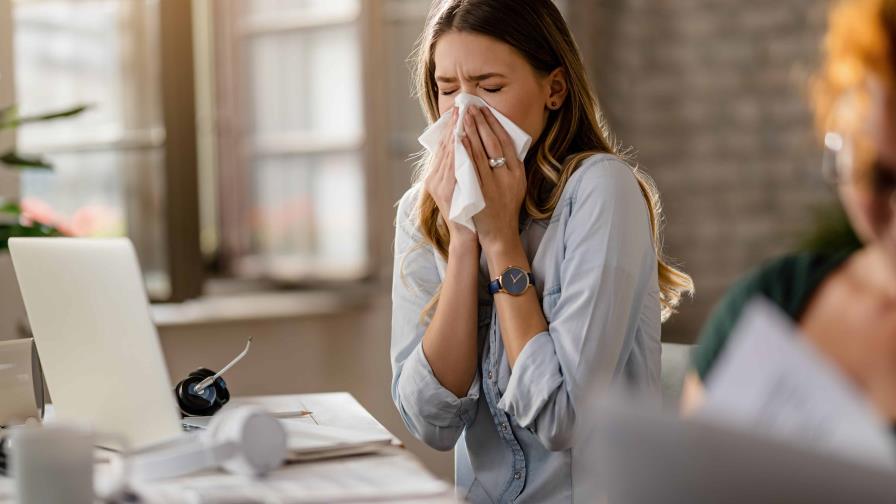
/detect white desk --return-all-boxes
[0,393,459,503]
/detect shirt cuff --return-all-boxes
[398,343,481,427]
[497,331,563,427]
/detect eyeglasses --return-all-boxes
[822,131,896,210]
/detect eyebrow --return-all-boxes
[435,72,507,83]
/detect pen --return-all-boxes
[274,410,313,419]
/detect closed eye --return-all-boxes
[439,88,459,96]
[482,87,503,93]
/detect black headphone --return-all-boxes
[173,338,252,417]
[174,368,231,417]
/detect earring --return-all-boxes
[550,101,559,110]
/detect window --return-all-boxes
[10,0,201,301]
[214,0,369,282]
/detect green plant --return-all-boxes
[0,104,87,250]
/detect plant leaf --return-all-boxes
[0,104,89,130]
[0,200,21,215]
[0,223,62,250]
[0,151,52,170]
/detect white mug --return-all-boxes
[0,338,44,426]
[8,424,95,504]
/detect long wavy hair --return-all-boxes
[408,0,693,321]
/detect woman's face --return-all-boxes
[432,31,561,141]
[839,82,896,262]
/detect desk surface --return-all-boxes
[0,393,459,503]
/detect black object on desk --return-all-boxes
[174,367,231,417]
[0,436,7,476]
[173,337,252,417]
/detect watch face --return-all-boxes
[500,267,530,295]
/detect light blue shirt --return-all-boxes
[390,154,662,503]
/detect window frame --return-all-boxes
[0,0,19,202]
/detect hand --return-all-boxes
[459,106,527,252]
[423,107,478,247]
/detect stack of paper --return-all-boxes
[282,421,394,462]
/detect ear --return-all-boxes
[544,67,568,111]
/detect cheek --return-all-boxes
[437,96,452,116]
[840,187,890,243]
[490,95,547,140]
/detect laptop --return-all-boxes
[8,238,184,451]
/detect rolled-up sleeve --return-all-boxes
[390,186,480,451]
[497,157,656,452]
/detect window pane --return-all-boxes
[234,3,367,280]
[13,0,162,147]
[248,24,362,138]
[20,149,169,297]
[248,152,366,279]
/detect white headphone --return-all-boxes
[128,405,288,481]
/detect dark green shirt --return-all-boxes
[693,249,856,380]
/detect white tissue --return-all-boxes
[417,93,532,232]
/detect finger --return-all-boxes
[442,107,458,142]
[432,107,458,178]
[460,134,483,187]
[470,107,503,162]
[449,145,460,195]
[463,108,494,191]
[429,144,447,186]
[440,135,456,186]
[463,107,489,168]
[433,110,454,167]
[441,109,461,182]
[481,108,520,171]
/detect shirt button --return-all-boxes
[487,371,494,381]
[501,423,508,432]
[514,472,522,480]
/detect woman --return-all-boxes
[682,0,896,423]
[390,0,693,502]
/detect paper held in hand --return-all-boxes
[698,297,896,470]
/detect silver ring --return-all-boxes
[488,157,506,168]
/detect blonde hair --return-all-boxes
[408,0,693,322]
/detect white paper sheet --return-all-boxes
[130,450,452,504]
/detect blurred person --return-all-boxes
[682,0,896,425]
[389,0,693,502]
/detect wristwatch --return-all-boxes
[488,266,534,296]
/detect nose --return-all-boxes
[458,83,479,96]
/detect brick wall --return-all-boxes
[578,0,836,343]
